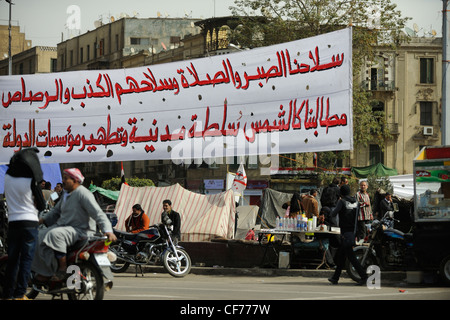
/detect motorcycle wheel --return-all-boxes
[345,247,375,282]
[67,261,104,300]
[439,255,450,286]
[109,244,130,273]
[162,248,191,278]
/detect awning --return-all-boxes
[351,163,398,178]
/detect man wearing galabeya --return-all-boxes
[32,168,116,283]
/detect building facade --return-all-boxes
[352,36,442,174]
[0,24,32,62]
[0,46,57,75]
[56,17,201,71]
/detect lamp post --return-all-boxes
[5,0,14,75]
[443,0,450,145]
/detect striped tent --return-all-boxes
[114,183,236,241]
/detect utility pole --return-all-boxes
[443,0,450,145]
[6,0,14,75]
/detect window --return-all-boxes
[51,58,57,72]
[130,37,150,45]
[370,68,384,90]
[80,47,83,63]
[420,58,434,84]
[87,45,90,61]
[99,39,104,56]
[420,102,433,125]
[369,144,383,165]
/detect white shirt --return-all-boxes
[4,174,39,222]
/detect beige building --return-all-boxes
[352,36,442,174]
[0,24,32,61]
[57,17,201,71]
[0,46,57,75]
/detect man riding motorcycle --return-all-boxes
[31,168,116,283]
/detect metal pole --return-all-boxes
[7,0,13,75]
[443,0,450,145]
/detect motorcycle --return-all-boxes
[346,210,416,282]
[109,213,191,278]
[27,234,115,300]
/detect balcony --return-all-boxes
[362,80,395,92]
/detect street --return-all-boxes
[33,271,450,301]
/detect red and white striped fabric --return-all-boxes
[114,183,236,241]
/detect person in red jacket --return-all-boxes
[125,204,150,233]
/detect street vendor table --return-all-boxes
[257,230,290,268]
[260,228,340,269]
[290,229,340,269]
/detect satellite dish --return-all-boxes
[431,29,437,37]
[94,20,102,28]
[157,11,161,18]
[110,16,115,22]
[413,23,419,33]
[405,27,416,37]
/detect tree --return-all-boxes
[230,0,410,167]
[101,176,155,191]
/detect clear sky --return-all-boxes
[0,0,443,47]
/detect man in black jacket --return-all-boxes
[378,192,394,220]
[328,185,368,285]
[162,199,181,243]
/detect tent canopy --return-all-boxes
[114,183,236,242]
[235,205,259,239]
[351,163,398,178]
[257,188,292,229]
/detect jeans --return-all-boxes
[4,225,38,299]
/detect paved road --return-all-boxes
[31,271,450,301]
[103,272,450,301]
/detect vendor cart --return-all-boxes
[413,146,450,284]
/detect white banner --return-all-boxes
[0,28,353,165]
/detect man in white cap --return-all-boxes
[32,168,116,282]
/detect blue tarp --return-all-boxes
[0,163,62,194]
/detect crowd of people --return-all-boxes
[282,176,395,285]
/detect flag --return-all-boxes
[120,162,128,186]
[231,163,247,195]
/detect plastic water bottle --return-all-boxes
[296,216,301,231]
[276,217,280,230]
